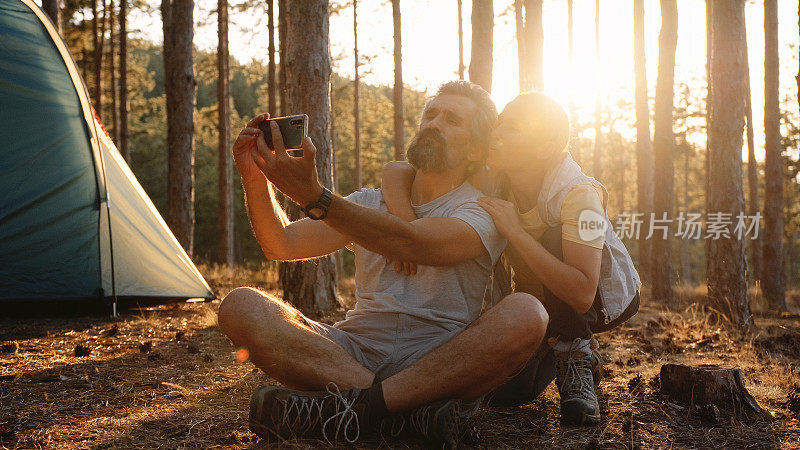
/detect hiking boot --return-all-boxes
[590,349,603,385]
[554,340,601,426]
[249,382,368,444]
[379,398,479,448]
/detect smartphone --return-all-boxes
[258,114,307,157]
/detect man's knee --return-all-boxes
[218,287,274,336]
[496,292,549,348]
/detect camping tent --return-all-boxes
[0,0,215,311]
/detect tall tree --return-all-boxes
[593,0,602,180]
[514,0,526,91]
[567,0,579,162]
[469,0,493,92]
[762,0,787,310]
[278,0,287,114]
[353,0,362,188]
[92,0,107,114]
[218,0,234,266]
[526,0,543,91]
[457,0,465,79]
[42,0,62,34]
[109,0,119,143]
[514,0,543,92]
[267,0,277,115]
[651,0,677,303]
[279,0,338,311]
[119,0,129,162]
[634,0,653,283]
[743,25,760,284]
[392,0,404,161]
[162,0,196,255]
[707,0,751,326]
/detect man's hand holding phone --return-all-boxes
[232,114,270,185]
[252,116,324,208]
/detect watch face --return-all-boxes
[306,206,325,220]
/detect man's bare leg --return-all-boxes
[381,292,548,413]
[217,287,374,391]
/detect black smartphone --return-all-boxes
[257,114,308,157]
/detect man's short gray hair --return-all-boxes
[422,81,498,157]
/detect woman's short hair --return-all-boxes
[508,92,571,155]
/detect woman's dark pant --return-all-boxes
[486,225,598,407]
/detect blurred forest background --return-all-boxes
[38,0,800,323]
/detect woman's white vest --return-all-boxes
[536,152,641,326]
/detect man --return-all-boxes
[217,81,549,446]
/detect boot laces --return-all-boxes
[278,382,361,444]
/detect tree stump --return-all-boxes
[659,364,771,420]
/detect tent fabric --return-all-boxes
[0,0,101,299]
[0,0,214,304]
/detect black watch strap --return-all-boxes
[304,187,332,220]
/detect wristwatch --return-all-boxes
[304,187,333,220]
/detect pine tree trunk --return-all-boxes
[525,0,543,91]
[278,0,288,115]
[514,0,526,91]
[162,0,196,256]
[278,0,338,312]
[92,0,106,114]
[707,0,751,327]
[42,0,61,34]
[567,0,579,162]
[218,0,234,267]
[762,0,787,310]
[119,0,129,162]
[593,0,602,181]
[469,0,493,93]
[743,27,761,284]
[353,0,361,189]
[634,0,653,283]
[267,0,276,114]
[651,0,677,303]
[392,0,404,161]
[705,0,711,216]
[457,0,465,79]
[109,0,119,144]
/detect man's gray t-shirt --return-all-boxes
[335,181,506,338]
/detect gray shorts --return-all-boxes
[305,312,462,382]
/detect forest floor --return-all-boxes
[2,263,800,449]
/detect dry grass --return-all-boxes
[1,264,799,448]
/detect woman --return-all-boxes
[381,92,641,427]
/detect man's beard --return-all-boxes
[406,128,456,172]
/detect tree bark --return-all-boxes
[278,0,338,312]
[514,0,526,91]
[278,0,288,114]
[119,0,129,162]
[109,0,119,143]
[593,0,602,181]
[743,25,761,285]
[762,0,787,311]
[268,0,277,115]
[457,0,465,79]
[42,0,62,35]
[651,0,677,303]
[218,0,234,267]
[525,0,543,91]
[92,0,107,115]
[567,0,579,162]
[634,0,653,283]
[707,0,750,327]
[660,364,769,419]
[392,0,404,161]
[353,0,361,189]
[162,0,196,256]
[468,0,493,93]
